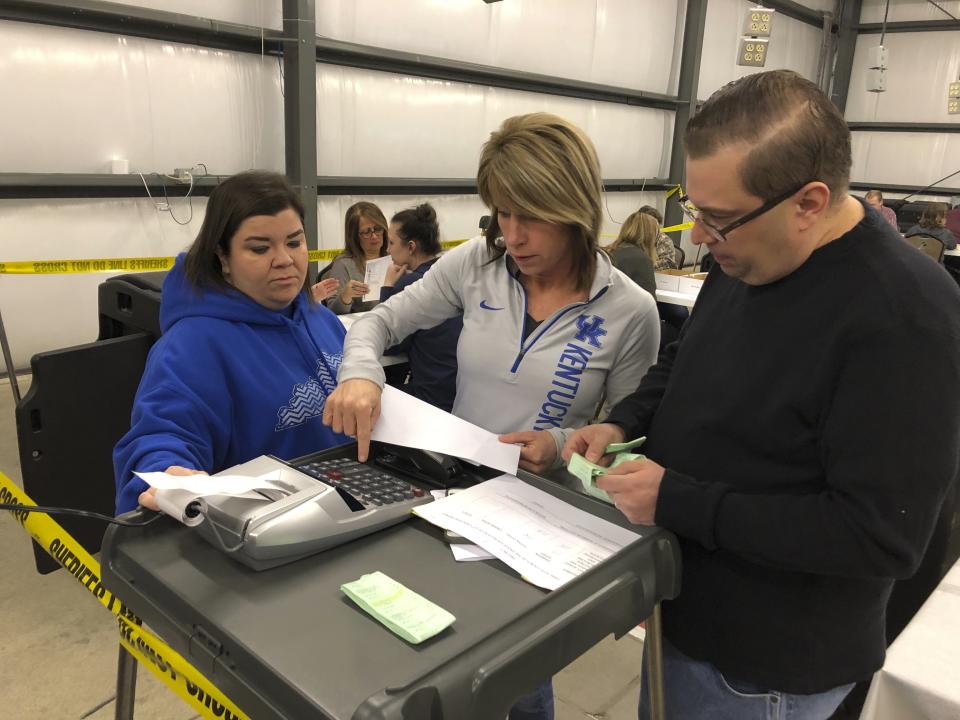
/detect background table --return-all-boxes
[859,558,960,720]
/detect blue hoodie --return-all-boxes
[113,254,349,513]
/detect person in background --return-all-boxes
[638,205,690,338]
[324,112,660,720]
[114,170,349,513]
[864,189,899,230]
[946,196,960,238]
[638,205,679,270]
[380,203,462,412]
[324,201,389,314]
[604,210,657,297]
[564,70,960,720]
[905,202,957,251]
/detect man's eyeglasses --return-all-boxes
[358,227,384,238]
[677,181,811,242]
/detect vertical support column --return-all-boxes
[0,307,21,405]
[664,0,708,244]
[114,645,137,720]
[644,603,667,720]
[282,0,318,275]
[830,0,862,113]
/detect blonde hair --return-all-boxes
[608,211,659,262]
[477,113,603,292]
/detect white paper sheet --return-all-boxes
[363,256,394,301]
[450,544,496,562]
[134,470,280,495]
[372,385,521,476]
[414,475,641,590]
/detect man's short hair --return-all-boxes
[685,70,851,205]
[865,190,883,203]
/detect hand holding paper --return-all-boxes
[363,255,394,301]
[566,437,646,504]
[134,469,283,527]
[372,385,520,475]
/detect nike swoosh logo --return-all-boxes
[479,300,504,311]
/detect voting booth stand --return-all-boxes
[101,442,681,720]
[6,272,680,719]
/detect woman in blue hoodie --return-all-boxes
[114,171,349,514]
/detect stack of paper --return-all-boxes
[341,571,455,644]
[415,475,641,590]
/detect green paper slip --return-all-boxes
[568,447,647,505]
[341,571,455,644]
[604,436,646,454]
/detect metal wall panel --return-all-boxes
[851,131,960,187]
[845,31,960,122]
[698,0,824,100]
[0,20,284,175]
[315,65,674,181]
[105,0,282,29]
[315,0,682,95]
[0,197,202,370]
[860,0,960,23]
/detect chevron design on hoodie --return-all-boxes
[275,377,328,430]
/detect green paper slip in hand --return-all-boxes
[604,436,646,454]
[568,453,614,504]
[341,571,455,644]
[567,436,647,505]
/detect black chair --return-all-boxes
[16,273,165,573]
[674,245,686,269]
[905,234,945,263]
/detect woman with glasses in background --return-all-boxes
[324,201,389,314]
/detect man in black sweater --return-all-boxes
[564,70,960,719]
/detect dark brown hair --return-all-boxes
[638,205,663,225]
[477,113,602,293]
[184,170,311,300]
[391,203,441,255]
[343,201,388,273]
[919,203,948,229]
[685,70,851,205]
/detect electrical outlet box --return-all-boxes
[742,7,774,37]
[867,45,888,69]
[737,38,768,67]
[866,68,886,93]
[949,98,960,115]
[949,82,960,99]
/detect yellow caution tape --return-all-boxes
[0,473,249,720]
[0,257,176,275]
[0,240,470,275]
[662,222,695,233]
[665,185,683,199]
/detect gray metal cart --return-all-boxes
[102,444,680,719]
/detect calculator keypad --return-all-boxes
[295,458,426,507]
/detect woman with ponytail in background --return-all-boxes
[380,203,462,412]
